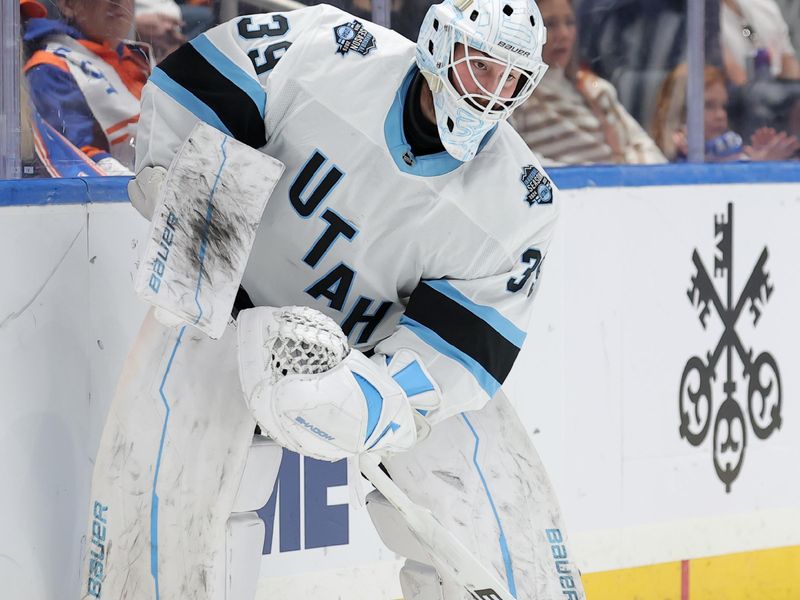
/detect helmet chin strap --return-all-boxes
[420,69,443,94]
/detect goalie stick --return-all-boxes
[248,305,517,600]
[359,453,516,600]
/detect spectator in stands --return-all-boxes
[721,0,800,86]
[775,0,800,60]
[652,64,799,161]
[577,0,722,130]
[135,0,187,61]
[23,0,151,175]
[20,0,46,19]
[20,0,49,177]
[512,0,666,165]
[177,0,218,38]
[297,0,424,40]
[135,0,217,61]
[719,0,800,139]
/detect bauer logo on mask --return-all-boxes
[521,164,552,206]
[333,20,377,56]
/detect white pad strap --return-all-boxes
[224,513,265,600]
[399,560,447,600]
[233,434,283,512]
[128,164,166,220]
[134,122,285,339]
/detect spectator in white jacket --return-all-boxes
[135,0,215,61]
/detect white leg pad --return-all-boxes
[366,490,428,563]
[218,436,282,600]
[224,513,266,600]
[374,390,586,600]
[398,560,445,600]
[367,495,479,600]
[232,435,283,512]
[79,310,259,600]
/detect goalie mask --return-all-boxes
[416,0,548,161]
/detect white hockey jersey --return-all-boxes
[135,4,558,424]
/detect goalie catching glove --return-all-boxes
[237,306,438,461]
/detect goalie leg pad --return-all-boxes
[220,435,282,600]
[399,560,444,600]
[224,513,265,600]
[80,309,267,600]
[374,390,586,600]
[233,434,283,512]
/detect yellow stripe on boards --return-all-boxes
[582,560,683,600]
[690,545,800,600]
[580,545,800,600]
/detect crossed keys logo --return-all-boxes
[681,202,782,492]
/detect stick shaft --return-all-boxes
[359,453,516,600]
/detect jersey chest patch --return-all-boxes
[521,164,553,206]
[333,20,377,56]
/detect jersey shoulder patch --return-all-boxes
[332,19,378,56]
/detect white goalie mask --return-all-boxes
[416,0,548,161]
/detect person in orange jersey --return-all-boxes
[23,0,152,175]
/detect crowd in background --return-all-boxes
[16,0,800,177]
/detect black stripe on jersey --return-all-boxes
[158,43,266,149]
[404,282,520,386]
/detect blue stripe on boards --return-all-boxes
[462,413,517,597]
[424,280,526,348]
[0,177,130,206]
[549,161,800,189]
[149,68,233,137]
[190,35,266,119]
[399,316,500,398]
[151,325,187,599]
[5,163,800,207]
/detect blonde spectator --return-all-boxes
[511,0,666,165]
[23,0,151,175]
[652,64,799,162]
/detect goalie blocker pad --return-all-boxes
[134,122,285,339]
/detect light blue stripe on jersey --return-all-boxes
[353,373,383,441]
[190,35,266,119]
[149,68,233,137]
[384,66,497,177]
[399,315,501,398]
[392,360,435,397]
[424,280,526,348]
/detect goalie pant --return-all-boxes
[80,309,585,600]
